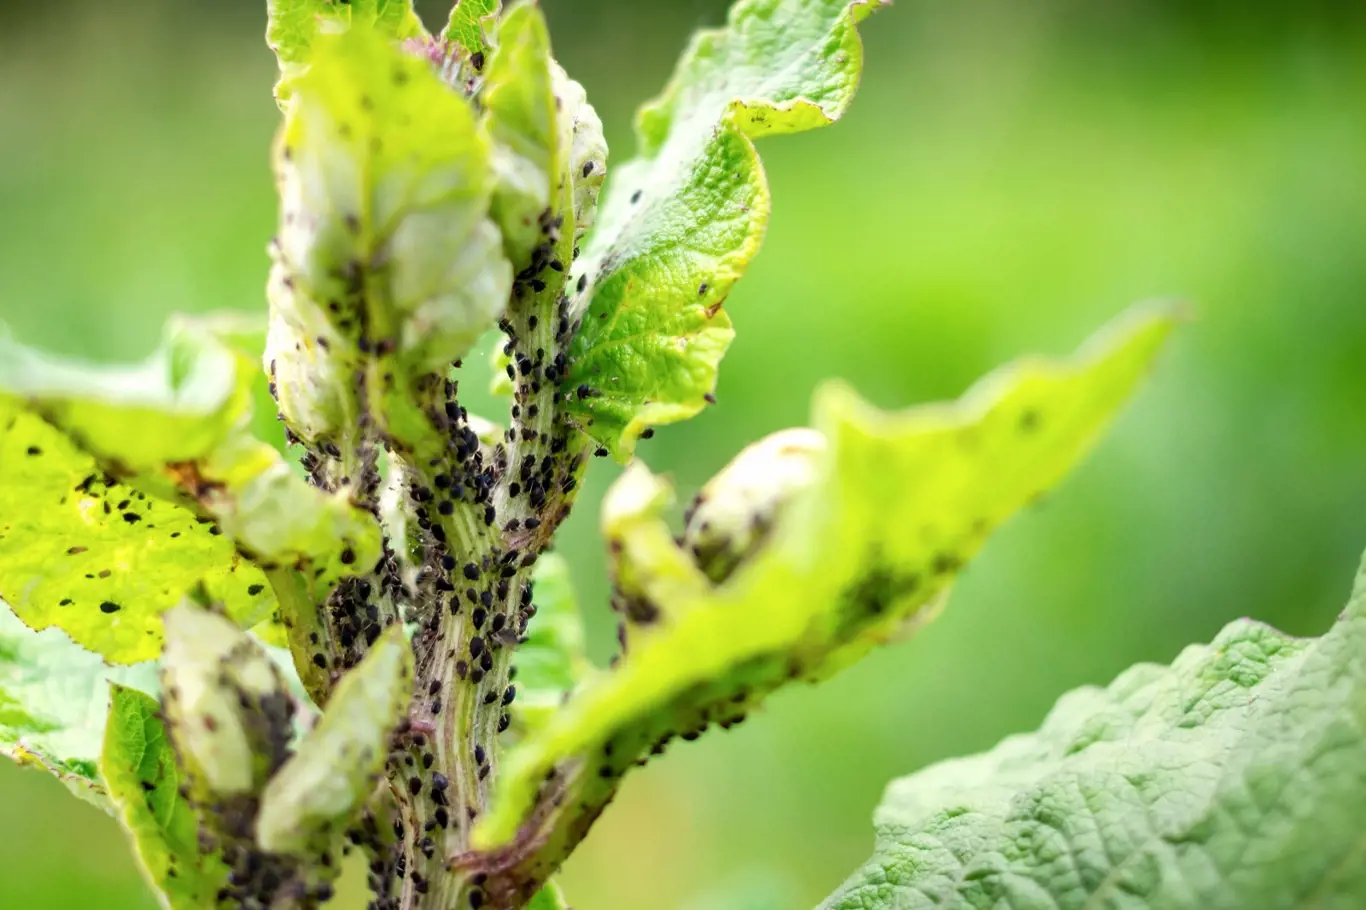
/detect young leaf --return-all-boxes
[269,23,511,450]
[267,0,428,105]
[0,319,381,662]
[821,551,1366,909]
[562,0,889,462]
[103,685,229,909]
[256,624,412,855]
[508,554,589,736]
[0,601,158,805]
[443,0,501,58]
[480,3,557,267]
[475,304,1176,860]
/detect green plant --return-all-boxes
[1,2,1360,909]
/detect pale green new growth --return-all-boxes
[477,304,1177,849]
[161,601,292,799]
[103,686,229,909]
[0,602,158,804]
[526,882,570,910]
[562,0,889,462]
[480,4,557,267]
[256,624,412,855]
[823,554,1366,910]
[267,0,428,104]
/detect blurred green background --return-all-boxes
[3,0,1366,907]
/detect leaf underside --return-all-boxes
[821,552,1366,910]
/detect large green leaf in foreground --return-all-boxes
[822,555,1366,910]
[563,0,889,461]
[475,304,1177,855]
[0,602,157,805]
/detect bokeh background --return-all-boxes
[3,0,1366,907]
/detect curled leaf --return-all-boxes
[256,624,412,855]
[480,3,558,268]
[682,427,826,584]
[475,304,1177,860]
[562,0,888,461]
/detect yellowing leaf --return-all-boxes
[476,304,1177,860]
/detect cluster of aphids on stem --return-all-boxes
[254,30,625,907]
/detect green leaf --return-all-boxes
[0,318,382,662]
[269,23,511,447]
[0,600,157,805]
[443,0,501,57]
[509,554,589,736]
[562,0,888,462]
[256,624,412,855]
[0,403,272,662]
[476,304,1177,852]
[103,685,229,909]
[478,3,607,270]
[480,3,557,267]
[820,552,1366,910]
[267,0,428,105]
